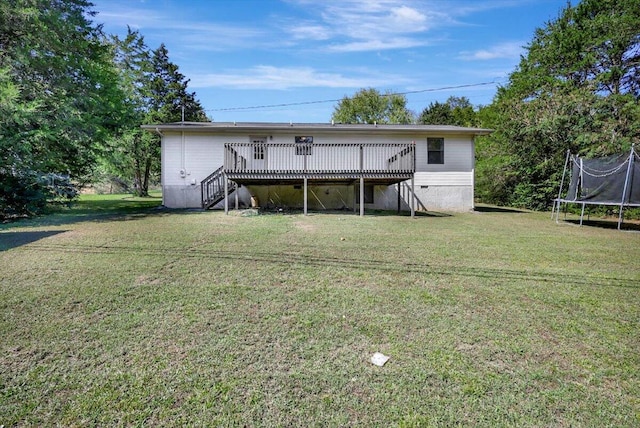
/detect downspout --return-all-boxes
[180,122,186,180]
[471,135,476,211]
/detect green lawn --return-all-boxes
[1,196,639,426]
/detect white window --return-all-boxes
[295,136,313,155]
[251,136,266,160]
[427,138,444,164]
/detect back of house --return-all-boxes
[142,122,491,213]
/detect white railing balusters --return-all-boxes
[223,142,414,177]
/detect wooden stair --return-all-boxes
[201,166,237,209]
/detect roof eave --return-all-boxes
[141,121,493,136]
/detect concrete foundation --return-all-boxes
[163,182,473,213]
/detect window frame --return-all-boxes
[250,136,267,160]
[295,136,313,155]
[427,137,444,164]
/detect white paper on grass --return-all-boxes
[371,352,390,367]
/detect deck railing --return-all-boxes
[224,142,414,177]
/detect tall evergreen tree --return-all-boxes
[148,44,208,124]
[104,29,154,196]
[107,36,207,196]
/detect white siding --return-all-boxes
[415,135,473,172]
[162,132,227,186]
[160,127,478,210]
[414,171,473,186]
[162,133,183,186]
[184,134,224,180]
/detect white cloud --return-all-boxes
[281,0,534,54]
[95,9,165,30]
[328,37,429,53]
[189,65,410,90]
[280,0,444,51]
[95,4,266,51]
[458,41,525,60]
[390,5,427,28]
[289,23,332,41]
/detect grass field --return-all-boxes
[1,195,639,426]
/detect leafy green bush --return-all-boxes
[0,171,78,220]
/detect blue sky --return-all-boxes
[91,0,569,123]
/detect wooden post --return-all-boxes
[410,175,415,218]
[235,185,239,210]
[304,177,308,216]
[353,183,357,213]
[397,183,401,213]
[360,144,364,217]
[411,142,416,218]
[224,174,229,215]
[360,177,364,217]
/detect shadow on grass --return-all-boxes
[250,208,451,218]
[0,230,68,251]
[2,197,448,230]
[21,241,640,289]
[362,209,451,218]
[563,219,640,232]
[474,205,528,214]
[0,196,174,230]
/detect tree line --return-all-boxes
[332,0,639,210]
[1,0,638,219]
[1,0,206,219]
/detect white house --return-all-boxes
[141,122,492,215]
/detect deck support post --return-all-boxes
[224,173,229,215]
[235,185,239,210]
[359,177,365,217]
[397,183,401,213]
[353,183,357,213]
[359,144,364,217]
[410,175,415,218]
[303,177,308,216]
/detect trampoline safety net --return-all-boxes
[554,145,639,229]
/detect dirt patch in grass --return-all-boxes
[293,220,318,232]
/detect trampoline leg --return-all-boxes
[579,203,585,226]
[618,206,624,230]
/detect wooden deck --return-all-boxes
[224,142,414,184]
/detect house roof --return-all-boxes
[141,121,493,136]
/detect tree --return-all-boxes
[331,88,414,124]
[418,101,452,125]
[476,0,640,210]
[0,0,124,217]
[104,29,154,197]
[147,44,207,124]
[418,96,478,126]
[106,35,207,196]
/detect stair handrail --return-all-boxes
[201,165,236,209]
